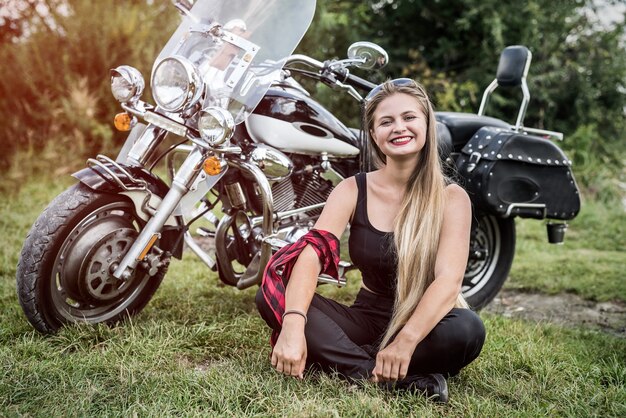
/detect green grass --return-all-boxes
[509,199,626,301]
[1,177,625,416]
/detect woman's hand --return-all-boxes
[271,315,307,379]
[371,334,417,382]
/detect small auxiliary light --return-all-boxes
[203,156,222,175]
[114,112,134,131]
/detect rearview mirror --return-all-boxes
[347,42,388,70]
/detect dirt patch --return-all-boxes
[186,239,626,337]
[484,290,626,338]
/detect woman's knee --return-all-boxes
[446,309,486,363]
[463,308,485,343]
[409,308,485,375]
[255,287,267,312]
[255,287,279,329]
[429,308,486,356]
[464,309,485,340]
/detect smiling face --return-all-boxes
[369,93,428,161]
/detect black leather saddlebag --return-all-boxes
[456,127,580,220]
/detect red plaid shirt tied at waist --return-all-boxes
[260,229,341,346]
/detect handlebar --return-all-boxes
[337,71,377,92]
[285,54,324,70]
[285,54,377,94]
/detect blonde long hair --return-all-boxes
[363,80,468,349]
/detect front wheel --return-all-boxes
[462,214,516,309]
[16,183,166,333]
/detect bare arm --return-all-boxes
[271,177,358,378]
[373,184,472,381]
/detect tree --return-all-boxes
[294,0,376,127]
[0,0,176,173]
[362,0,625,195]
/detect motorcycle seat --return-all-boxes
[435,112,510,150]
[436,121,453,162]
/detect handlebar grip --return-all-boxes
[331,67,377,92]
[343,73,377,92]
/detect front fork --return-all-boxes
[112,145,206,279]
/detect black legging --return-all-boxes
[256,287,486,380]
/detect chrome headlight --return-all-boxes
[110,66,144,103]
[151,55,203,113]
[198,107,235,146]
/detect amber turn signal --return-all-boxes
[114,112,133,131]
[203,156,222,175]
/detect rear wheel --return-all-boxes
[462,214,515,309]
[16,183,166,333]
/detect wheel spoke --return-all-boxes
[461,214,515,309]
[463,216,500,293]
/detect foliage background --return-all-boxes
[0,0,177,183]
[0,0,624,202]
[0,2,624,416]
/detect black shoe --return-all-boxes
[380,373,449,403]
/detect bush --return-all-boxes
[0,0,177,186]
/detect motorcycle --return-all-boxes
[16,0,580,333]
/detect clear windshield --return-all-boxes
[154,0,316,124]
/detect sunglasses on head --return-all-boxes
[364,78,417,101]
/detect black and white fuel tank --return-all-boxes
[245,82,360,158]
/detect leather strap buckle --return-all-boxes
[466,152,482,173]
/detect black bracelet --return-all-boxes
[282,309,307,324]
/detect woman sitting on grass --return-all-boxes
[256,79,485,402]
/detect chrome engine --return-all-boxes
[291,172,333,217]
[269,172,332,217]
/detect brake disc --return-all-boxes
[78,228,140,303]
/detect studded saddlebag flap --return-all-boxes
[456,127,580,220]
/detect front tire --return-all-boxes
[16,183,166,333]
[462,214,516,309]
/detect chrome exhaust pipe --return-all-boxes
[250,202,325,227]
